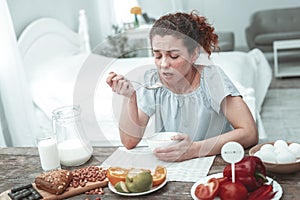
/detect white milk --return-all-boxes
[37,138,61,171]
[57,138,92,166]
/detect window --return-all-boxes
[113,0,139,26]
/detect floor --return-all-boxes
[259,57,300,144]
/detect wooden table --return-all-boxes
[0,147,299,199]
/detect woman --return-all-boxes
[106,11,258,162]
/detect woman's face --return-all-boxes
[152,35,198,85]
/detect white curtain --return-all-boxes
[0,102,6,146]
[0,0,39,147]
[95,0,117,41]
[95,0,139,42]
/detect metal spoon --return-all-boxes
[130,81,163,90]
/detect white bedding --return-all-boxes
[29,49,272,146]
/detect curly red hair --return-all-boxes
[150,11,219,56]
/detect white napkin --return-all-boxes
[101,147,215,182]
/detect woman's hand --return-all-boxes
[153,133,197,162]
[106,72,135,97]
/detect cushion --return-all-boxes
[255,32,300,45]
[253,7,300,32]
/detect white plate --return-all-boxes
[108,179,168,196]
[190,173,283,200]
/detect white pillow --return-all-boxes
[29,53,89,117]
[197,51,256,89]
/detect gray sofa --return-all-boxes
[245,7,300,52]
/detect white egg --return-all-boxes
[276,149,297,164]
[253,150,262,160]
[254,150,261,157]
[259,149,277,163]
[274,146,289,154]
[288,143,300,158]
[274,139,288,149]
[260,144,275,152]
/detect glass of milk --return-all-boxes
[36,134,61,171]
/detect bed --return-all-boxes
[18,17,272,146]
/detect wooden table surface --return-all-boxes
[0,147,299,199]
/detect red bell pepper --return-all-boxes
[194,178,219,200]
[248,184,277,200]
[215,176,229,185]
[223,156,267,192]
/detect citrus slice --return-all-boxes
[107,167,129,186]
[152,165,167,186]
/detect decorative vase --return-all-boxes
[134,14,139,28]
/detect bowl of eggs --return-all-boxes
[249,140,300,174]
[146,132,180,151]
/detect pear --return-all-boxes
[125,169,153,193]
[114,181,130,193]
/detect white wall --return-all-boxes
[137,0,184,17]
[7,0,104,48]
[139,0,300,50]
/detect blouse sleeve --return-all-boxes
[203,65,241,113]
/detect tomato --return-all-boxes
[219,181,248,200]
[195,178,219,200]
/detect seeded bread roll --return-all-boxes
[35,169,72,195]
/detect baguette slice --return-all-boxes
[35,169,72,195]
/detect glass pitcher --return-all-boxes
[52,105,93,166]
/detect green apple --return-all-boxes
[125,169,153,193]
[115,181,130,193]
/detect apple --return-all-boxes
[125,169,153,193]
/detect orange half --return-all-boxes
[106,167,129,186]
[152,165,167,186]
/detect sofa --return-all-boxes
[245,7,300,52]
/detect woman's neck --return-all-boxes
[165,66,201,94]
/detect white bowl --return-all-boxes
[249,142,300,174]
[146,132,179,151]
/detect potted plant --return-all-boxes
[98,25,137,58]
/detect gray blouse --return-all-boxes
[136,65,240,141]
